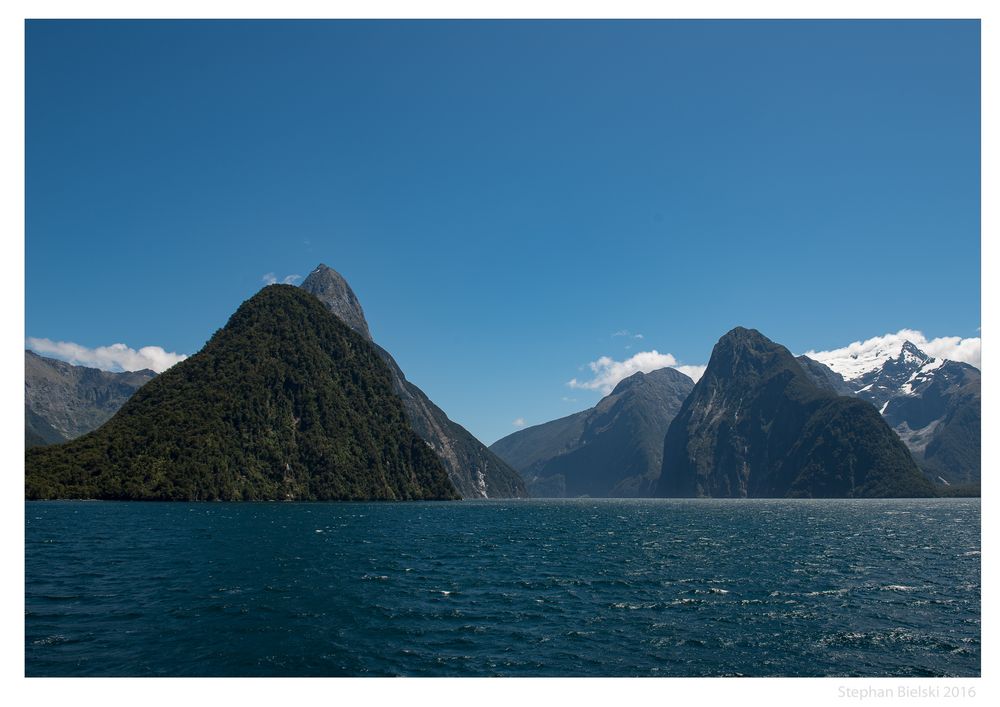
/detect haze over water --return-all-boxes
[25,498,980,677]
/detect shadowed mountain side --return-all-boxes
[656,328,936,499]
[301,264,526,498]
[492,368,694,497]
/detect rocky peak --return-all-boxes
[706,327,796,382]
[852,340,936,409]
[899,341,932,365]
[299,264,372,341]
[609,370,645,396]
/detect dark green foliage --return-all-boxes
[300,264,526,498]
[657,327,936,499]
[783,399,937,498]
[25,285,458,501]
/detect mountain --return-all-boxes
[25,350,156,447]
[656,327,936,498]
[845,341,939,411]
[795,355,855,397]
[25,285,458,501]
[491,368,694,497]
[301,264,526,499]
[808,340,980,489]
[880,360,980,487]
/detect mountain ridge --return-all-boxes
[656,327,936,498]
[26,285,458,501]
[805,340,980,488]
[25,350,157,446]
[491,367,694,497]
[300,264,527,499]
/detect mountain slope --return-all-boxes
[656,327,935,498]
[809,340,980,488]
[878,360,980,486]
[25,285,458,501]
[301,264,527,499]
[491,367,694,497]
[796,355,855,397]
[489,410,590,477]
[25,350,156,446]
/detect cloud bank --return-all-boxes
[568,350,705,395]
[26,338,188,373]
[804,329,981,378]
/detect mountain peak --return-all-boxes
[26,285,458,501]
[705,327,795,381]
[719,326,764,344]
[657,328,934,499]
[609,370,645,395]
[300,264,372,341]
[899,340,932,363]
[610,366,695,396]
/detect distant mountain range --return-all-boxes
[26,286,457,501]
[490,367,694,497]
[301,264,526,499]
[799,340,980,488]
[494,330,979,498]
[25,269,978,500]
[25,350,155,447]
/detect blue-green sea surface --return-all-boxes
[25,498,980,676]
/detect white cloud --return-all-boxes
[26,338,188,373]
[568,350,705,395]
[804,329,981,379]
[675,364,708,382]
[262,272,302,285]
[512,417,527,427]
[612,329,644,339]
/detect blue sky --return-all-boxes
[25,20,980,444]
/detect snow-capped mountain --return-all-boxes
[801,340,980,488]
[807,337,922,382]
[849,341,946,411]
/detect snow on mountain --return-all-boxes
[803,329,981,381]
[800,334,980,487]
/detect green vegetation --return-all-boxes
[25,285,459,501]
[783,398,937,498]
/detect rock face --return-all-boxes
[298,265,373,341]
[25,285,458,501]
[491,368,694,497]
[873,359,980,487]
[809,341,980,488]
[849,341,937,410]
[655,327,935,498]
[796,355,855,397]
[301,264,527,499]
[25,350,156,447]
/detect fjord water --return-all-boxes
[26,499,979,677]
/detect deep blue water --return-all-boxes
[25,498,979,677]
